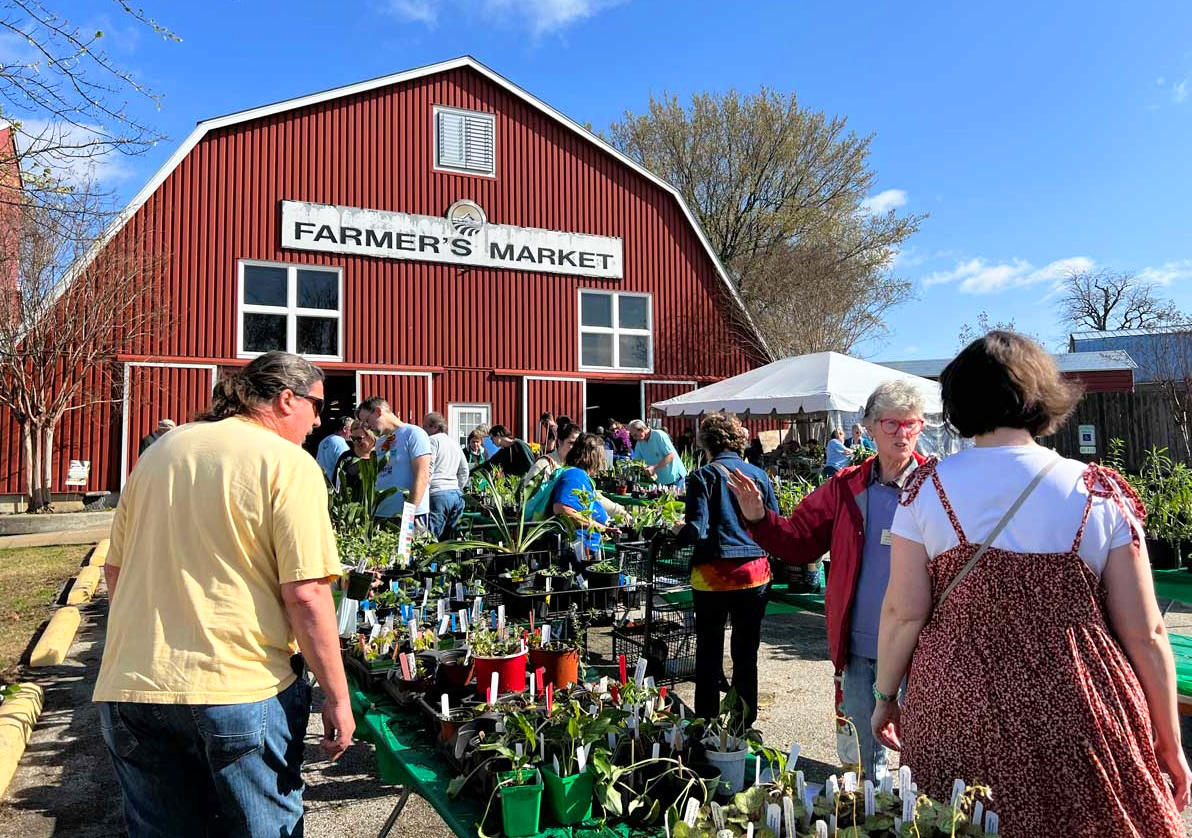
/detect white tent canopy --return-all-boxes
[653,352,943,417]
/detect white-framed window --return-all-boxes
[434,105,496,177]
[578,290,653,372]
[449,403,491,447]
[237,260,343,361]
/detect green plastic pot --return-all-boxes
[541,766,593,825]
[498,769,543,838]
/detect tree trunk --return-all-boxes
[42,424,54,512]
[28,421,44,511]
[20,422,33,513]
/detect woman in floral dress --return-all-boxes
[871,331,1188,837]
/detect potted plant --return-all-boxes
[468,625,528,697]
[528,610,583,690]
[539,698,618,825]
[582,559,625,610]
[696,688,756,796]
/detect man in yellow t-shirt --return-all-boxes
[94,351,353,838]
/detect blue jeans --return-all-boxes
[840,654,889,783]
[99,678,311,838]
[427,489,464,539]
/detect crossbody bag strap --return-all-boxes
[936,457,1061,610]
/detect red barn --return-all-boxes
[0,56,771,495]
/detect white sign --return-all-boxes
[281,199,624,279]
[64,460,91,487]
[1077,424,1096,446]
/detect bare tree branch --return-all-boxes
[1058,268,1183,333]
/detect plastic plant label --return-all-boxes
[440,694,450,717]
[497,605,506,631]
[684,799,701,827]
[864,780,875,816]
[456,583,465,600]
[364,609,377,628]
[438,616,450,635]
[746,823,753,838]
[899,765,913,797]
[782,797,796,838]
[396,502,416,564]
[634,657,648,686]
[645,699,655,718]
[539,735,545,761]
[652,742,661,760]
[545,575,552,592]
[527,671,535,699]
[608,732,617,750]
[814,822,828,838]
[765,804,781,834]
[825,775,838,806]
[645,676,655,690]
[973,802,984,826]
[536,668,545,693]
[754,754,761,786]
[802,788,814,829]
[489,672,499,705]
[842,772,857,793]
[458,609,469,632]
[828,815,837,834]
[901,790,915,823]
[421,589,429,608]
[577,743,588,771]
[541,625,551,645]
[600,676,610,694]
[369,622,381,639]
[984,812,999,834]
[552,754,560,775]
[950,779,966,808]
[408,618,418,647]
[619,655,627,684]
[472,598,483,622]
[787,744,801,770]
[710,802,725,831]
[399,654,412,679]
[515,742,523,758]
[546,684,554,716]
[437,599,446,620]
[893,818,901,832]
[795,770,806,801]
[880,775,894,795]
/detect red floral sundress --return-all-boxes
[898,459,1184,838]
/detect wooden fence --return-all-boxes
[1045,385,1189,470]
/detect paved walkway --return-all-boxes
[0,527,111,550]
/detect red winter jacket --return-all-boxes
[747,453,927,674]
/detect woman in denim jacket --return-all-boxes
[678,412,778,727]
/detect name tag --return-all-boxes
[880,529,893,546]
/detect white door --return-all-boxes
[448,403,491,447]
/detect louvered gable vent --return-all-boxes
[435,107,495,176]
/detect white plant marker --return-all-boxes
[745,823,754,838]
[864,780,875,816]
[471,598,483,623]
[795,770,806,802]
[457,608,469,632]
[539,734,545,761]
[515,742,523,758]
[456,582,465,600]
[541,625,551,646]
[787,744,801,771]
[901,788,915,823]
[437,599,446,620]
[782,796,796,838]
[368,620,381,638]
[497,605,506,632]
[880,775,893,795]
[545,575,552,592]
[633,657,648,686]
[645,676,656,689]
[489,672,500,705]
[710,802,725,831]
[683,798,700,827]
[814,820,828,838]
[950,779,966,808]
[364,609,378,628]
[973,801,984,825]
[984,812,999,834]
[408,618,418,649]
[842,771,857,793]
[440,694,450,718]
[528,671,535,700]
[599,676,609,693]
[437,615,450,636]
[552,754,560,775]
[802,788,814,829]
[825,775,839,806]
[754,754,761,786]
[894,818,902,832]
[577,743,588,771]
[421,588,430,609]
[607,732,616,750]
[766,803,781,834]
[828,815,837,834]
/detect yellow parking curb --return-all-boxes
[86,539,109,567]
[65,566,102,605]
[29,607,81,667]
[0,684,44,801]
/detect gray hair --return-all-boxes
[627,419,649,432]
[862,379,926,422]
[423,411,448,435]
[198,352,323,422]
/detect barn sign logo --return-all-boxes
[281,199,623,279]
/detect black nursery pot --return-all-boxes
[346,571,373,600]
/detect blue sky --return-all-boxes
[22,0,1192,361]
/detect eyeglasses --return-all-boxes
[295,392,324,413]
[878,418,924,435]
[350,435,368,443]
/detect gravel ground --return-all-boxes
[1,584,1191,836]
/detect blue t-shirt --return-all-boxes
[849,480,900,659]
[826,438,852,470]
[375,424,434,517]
[316,434,349,483]
[481,435,499,459]
[550,467,608,553]
[632,429,687,486]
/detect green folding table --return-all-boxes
[348,674,656,838]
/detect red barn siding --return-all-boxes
[1065,369,1134,394]
[2,62,768,493]
[523,377,584,443]
[123,364,217,479]
[357,371,432,423]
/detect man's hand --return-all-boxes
[319,696,355,761]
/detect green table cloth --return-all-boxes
[347,674,658,838]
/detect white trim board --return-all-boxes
[121,361,219,485]
[354,369,435,419]
[521,375,587,440]
[51,56,772,361]
[640,379,698,417]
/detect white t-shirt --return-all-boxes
[427,432,469,493]
[890,445,1138,576]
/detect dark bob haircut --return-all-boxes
[940,330,1081,438]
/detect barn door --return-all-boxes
[122,363,218,482]
[522,377,585,444]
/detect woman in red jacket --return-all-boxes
[727,379,927,783]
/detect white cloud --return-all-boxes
[11,118,137,186]
[1174,79,1190,104]
[860,188,908,215]
[1138,259,1192,285]
[1157,76,1167,85]
[381,0,619,34]
[922,256,1095,294]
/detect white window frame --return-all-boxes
[449,402,492,447]
[577,290,654,373]
[237,260,344,362]
[433,105,497,178]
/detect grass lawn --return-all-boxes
[0,544,91,681]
